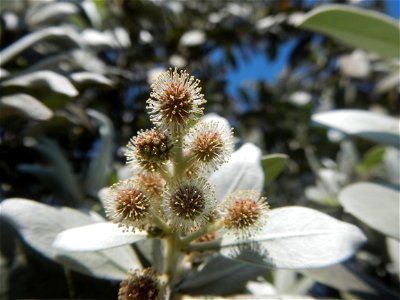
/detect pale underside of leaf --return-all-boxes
[0,93,53,120]
[339,182,400,240]
[220,206,367,269]
[209,143,264,202]
[1,70,78,97]
[312,109,400,147]
[0,198,141,280]
[53,222,147,252]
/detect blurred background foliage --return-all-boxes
[0,0,399,299]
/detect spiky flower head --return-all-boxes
[163,177,216,232]
[104,179,152,231]
[126,128,172,172]
[147,68,206,133]
[222,190,270,237]
[118,268,165,300]
[185,120,233,173]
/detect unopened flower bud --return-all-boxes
[118,268,164,300]
[147,68,206,133]
[185,120,233,172]
[222,190,270,237]
[126,128,172,172]
[105,180,152,230]
[163,177,216,232]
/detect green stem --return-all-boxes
[181,220,224,246]
[151,214,171,234]
[164,233,183,286]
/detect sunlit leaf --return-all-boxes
[177,255,266,295]
[0,199,141,280]
[53,223,146,252]
[70,72,113,87]
[1,71,78,97]
[338,182,400,240]
[261,154,288,184]
[0,26,82,66]
[298,5,400,58]
[179,30,206,47]
[220,207,367,269]
[209,143,264,201]
[26,2,79,27]
[0,93,53,120]
[312,109,399,147]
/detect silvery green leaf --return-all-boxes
[81,0,102,28]
[177,255,266,295]
[298,5,400,58]
[0,199,141,280]
[53,223,147,252]
[220,207,367,269]
[81,29,117,49]
[209,143,264,201]
[71,72,113,87]
[1,71,78,97]
[301,263,399,298]
[338,182,400,240]
[179,30,206,47]
[26,2,79,27]
[85,109,114,197]
[386,237,400,279]
[312,109,400,147]
[0,94,53,120]
[246,281,277,296]
[0,26,82,66]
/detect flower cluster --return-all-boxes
[104,68,270,299]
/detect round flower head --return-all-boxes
[137,172,165,213]
[104,179,152,231]
[163,177,216,232]
[185,120,233,173]
[147,68,206,133]
[222,190,270,237]
[126,128,172,172]
[118,268,165,300]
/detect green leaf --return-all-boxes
[298,5,400,58]
[0,26,82,66]
[85,109,114,197]
[356,146,386,174]
[0,93,53,120]
[220,207,367,269]
[177,255,266,295]
[302,263,399,298]
[53,223,147,252]
[261,154,288,184]
[1,70,78,97]
[312,109,400,147]
[210,143,264,201]
[339,182,400,240]
[0,199,141,280]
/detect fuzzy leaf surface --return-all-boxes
[339,182,400,240]
[0,198,141,280]
[209,143,264,201]
[312,109,399,147]
[220,207,367,269]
